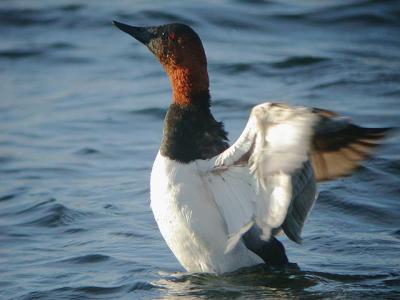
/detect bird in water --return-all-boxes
[113,21,391,274]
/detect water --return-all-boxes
[1,0,399,298]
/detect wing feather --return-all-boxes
[201,102,391,249]
[310,109,392,181]
[281,161,316,244]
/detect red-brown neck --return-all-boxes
[166,64,210,106]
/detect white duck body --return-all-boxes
[150,152,263,273]
[149,102,389,274]
[112,23,391,274]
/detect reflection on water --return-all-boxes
[155,264,397,299]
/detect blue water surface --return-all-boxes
[1,0,399,298]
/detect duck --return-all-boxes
[113,21,391,274]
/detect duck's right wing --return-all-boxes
[213,104,391,180]
[208,103,318,249]
[199,103,391,250]
[310,107,391,181]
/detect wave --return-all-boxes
[312,79,374,90]
[110,231,146,238]
[2,167,80,179]
[390,229,400,239]
[20,282,157,299]
[0,49,43,59]
[271,56,329,69]
[213,99,254,111]
[16,200,91,228]
[0,4,85,27]
[63,227,87,234]
[141,10,197,26]
[59,4,85,12]
[213,62,273,77]
[273,1,399,26]
[129,107,166,119]
[213,57,328,78]
[74,147,102,155]
[318,190,397,225]
[0,8,56,27]
[47,42,76,50]
[0,194,17,202]
[274,11,396,26]
[0,0,397,32]
[0,43,87,64]
[59,254,111,264]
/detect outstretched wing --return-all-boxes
[310,107,392,181]
[283,107,392,243]
[200,102,391,249]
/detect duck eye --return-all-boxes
[168,32,176,41]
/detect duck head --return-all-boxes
[113,21,210,106]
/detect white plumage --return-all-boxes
[113,21,390,274]
[150,103,318,273]
[150,152,263,273]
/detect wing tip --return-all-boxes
[361,126,396,138]
[312,125,395,182]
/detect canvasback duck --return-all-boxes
[113,21,391,274]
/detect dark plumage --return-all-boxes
[160,93,229,162]
[114,21,394,272]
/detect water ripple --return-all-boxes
[19,281,157,299]
[158,264,398,298]
[141,10,197,25]
[271,56,329,69]
[0,8,57,27]
[60,254,111,264]
[74,147,102,155]
[17,202,90,228]
[0,49,44,59]
[129,107,167,119]
[318,190,397,225]
[0,194,17,202]
[1,0,399,299]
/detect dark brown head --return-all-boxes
[113,21,209,106]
